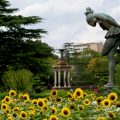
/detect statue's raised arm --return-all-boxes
[84,7,120,88]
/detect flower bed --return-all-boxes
[0,88,120,120]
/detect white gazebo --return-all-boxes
[53,49,71,88]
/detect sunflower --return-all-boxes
[13,107,19,112]
[7,114,11,118]
[9,90,17,97]
[2,99,6,103]
[116,101,120,107]
[90,93,96,100]
[96,97,103,105]
[51,90,57,96]
[50,115,58,120]
[7,117,13,120]
[97,116,106,120]
[108,111,116,119]
[51,106,57,114]
[23,94,30,102]
[43,118,47,120]
[29,106,35,111]
[5,109,10,114]
[32,99,38,105]
[42,105,48,111]
[12,112,18,118]
[18,93,24,99]
[102,99,111,108]
[43,98,48,103]
[73,88,83,99]
[69,103,76,110]
[29,110,35,117]
[108,92,118,102]
[84,92,87,97]
[56,97,62,103]
[78,105,84,111]
[83,99,91,106]
[20,111,27,119]
[4,96,11,103]
[1,103,8,110]
[37,99,45,108]
[67,92,73,99]
[61,107,71,118]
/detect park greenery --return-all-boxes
[0,0,120,119]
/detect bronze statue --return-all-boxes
[85,7,120,88]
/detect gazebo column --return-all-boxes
[67,71,70,87]
[63,70,67,87]
[54,70,57,88]
[58,70,61,88]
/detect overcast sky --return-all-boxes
[9,0,120,49]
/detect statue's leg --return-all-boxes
[107,48,115,84]
[104,39,120,88]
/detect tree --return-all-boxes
[87,57,109,85]
[0,0,45,39]
[63,42,74,63]
[70,49,102,86]
[0,0,54,91]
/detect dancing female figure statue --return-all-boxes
[85,7,120,88]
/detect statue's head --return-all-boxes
[85,7,94,16]
[85,7,96,27]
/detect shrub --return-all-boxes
[2,69,33,92]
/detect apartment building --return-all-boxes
[73,42,103,53]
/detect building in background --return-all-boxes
[63,42,104,61]
[72,42,103,53]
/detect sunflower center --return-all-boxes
[97,99,101,102]
[6,98,9,102]
[52,91,56,95]
[13,113,17,117]
[51,117,57,120]
[56,98,61,102]
[109,113,114,118]
[110,95,115,100]
[85,101,89,104]
[68,94,72,98]
[76,91,81,96]
[52,109,56,113]
[22,113,26,117]
[11,92,15,96]
[3,105,6,109]
[14,109,18,112]
[33,101,37,104]
[43,106,47,110]
[105,102,109,105]
[24,96,27,100]
[79,106,83,110]
[6,110,9,113]
[64,110,68,115]
[38,101,43,107]
[70,105,74,109]
[117,103,120,107]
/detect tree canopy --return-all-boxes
[0,0,55,91]
[70,49,109,86]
